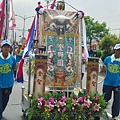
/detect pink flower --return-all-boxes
[37,97,44,102]
[72,99,78,106]
[61,96,66,102]
[83,99,92,108]
[59,101,66,107]
[49,98,54,104]
[95,96,99,102]
[86,95,90,99]
[48,104,54,111]
[62,108,66,113]
[37,102,42,108]
[55,101,59,108]
[45,101,50,107]
[78,97,84,102]
[87,112,91,115]
[93,103,101,112]
[55,101,62,108]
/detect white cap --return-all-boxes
[1,40,11,47]
[114,44,120,50]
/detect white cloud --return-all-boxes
[1,0,120,40]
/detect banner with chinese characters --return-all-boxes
[86,57,99,94]
[41,9,80,86]
[33,55,47,97]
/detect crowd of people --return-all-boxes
[0,39,120,120]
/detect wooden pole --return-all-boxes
[28,57,31,98]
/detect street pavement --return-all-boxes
[2,82,27,120]
[1,72,119,120]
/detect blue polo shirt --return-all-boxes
[0,54,16,88]
[15,50,24,63]
[103,56,120,87]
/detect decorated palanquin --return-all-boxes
[21,1,86,113]
[39,9,80,88]
[21,2,101,116]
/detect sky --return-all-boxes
[2,0,120,41]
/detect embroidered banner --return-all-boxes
[41,9,80,86]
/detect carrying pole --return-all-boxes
[78,19,82,89]
[28,57,31,98]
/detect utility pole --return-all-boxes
[15,15,34,38]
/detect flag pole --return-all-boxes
[28,57,31,98]
[4,0,10,39]
[78,19,82,89]
[11,0,15,54]
[0,0,5,40]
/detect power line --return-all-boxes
[95,15,120,19]
[94,17,120,22]
[109,28,120,31]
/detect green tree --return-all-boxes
[99,34,120,61]
[84,16,109,49]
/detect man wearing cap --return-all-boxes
[0,40,16,119]
[102,43,120,120]
[14,42,23,63]
[14,42,23,79]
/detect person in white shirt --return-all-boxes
[82,45,87,79]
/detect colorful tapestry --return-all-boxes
[41,9,80,86]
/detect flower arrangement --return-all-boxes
[24,89,108,120]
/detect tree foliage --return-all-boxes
[99,34,120,50]
[84,16,109,48]
[99,34,120,61]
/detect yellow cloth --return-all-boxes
[15,48,23,56]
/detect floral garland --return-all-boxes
[24,89,108,120]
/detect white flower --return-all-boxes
[73,87,82,96]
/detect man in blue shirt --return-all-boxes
[103,43,120,120]
[14,42,23,63]
[14,43,23,79]
[0,40,16,119]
